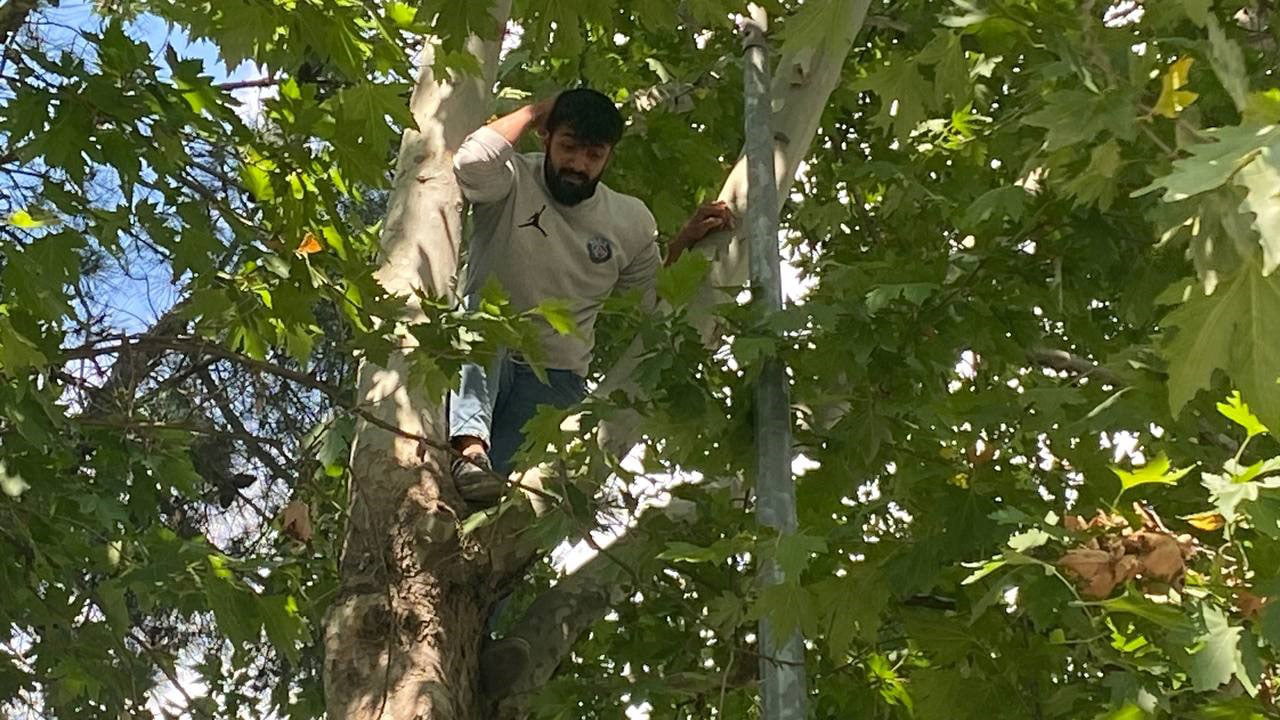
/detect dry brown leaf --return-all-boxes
[297,232,323,255]
[1064,514,1088,532]
[1058,548,1119,599]
[1113,554,1141,586]
[1128,530,1185,584]
[1237,590,1268,621]
[282,500,312,543]
[1088,510,1128,531]
[1181,510,1226,532]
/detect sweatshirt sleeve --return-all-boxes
[616,206,661,310]
[453,126,516,203]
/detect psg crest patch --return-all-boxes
[586,235,613,264]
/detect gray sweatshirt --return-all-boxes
[453,126,660,375]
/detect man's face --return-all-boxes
[543,128,613,206]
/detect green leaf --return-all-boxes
[1194,698,1268,720]
[656,251,711,307]
[1259,600,1280,649]
[239,149,275,202]
[1161,262,1280,431]
[917,31,969,106]
[1217,391,1269,438]
[1245,89,1280,125]
[97,582,130,639]
[773,532,827,579]
[261,594,304,664]
[1136,125,1280,202]
[532,299,578,336]
[752,580,814,639]
[296,7,370,78]
[961,557,1007,585]
[1235,143,1280,275]
[777,0,859,54]
[0,315,48,371]
[859,59,932,141]
[1064,141,1123,210]
[912,666,991,720]
[422,0,501,53]
[1182,0,1211,25]
[204,576,260,647]
[1189,605,1243,692]
[1007,528,1052,552]
[901,609,975,663]
[1096,705,1150,720]
[962,185,1029,225]
[811,567,887,657]
[1205,459,1280,521]
[1207,15,1249,112]
[659,541,723,564]
[1025,90,1136,152]
[385,1,418,28]
[331,82,414,183]
[707,591,746,634]
[1098,586,1192,630]
[1111,454,1193,495]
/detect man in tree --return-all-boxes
[448,88,733,508]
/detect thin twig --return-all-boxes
[78,418,286,450]
[63,334,559,501]
[213,76,279,91]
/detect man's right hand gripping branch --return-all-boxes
[446,88,734,511]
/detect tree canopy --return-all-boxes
[3,0,1280,718]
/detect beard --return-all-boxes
[544,158,600,206]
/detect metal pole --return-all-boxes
[741,6,807,720]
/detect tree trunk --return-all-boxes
[322,5,512,719]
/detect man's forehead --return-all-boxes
[554,130,612,150]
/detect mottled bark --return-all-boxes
[322,4,513,719]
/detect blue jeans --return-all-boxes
[448,350,587,475]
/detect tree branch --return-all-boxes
[1026,347,1122,386]
[194,364,292,479]
[213,76,279,91]
[494,524,656,718]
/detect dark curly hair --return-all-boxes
[545,88,624,146]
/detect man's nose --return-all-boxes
[563,153,589,174]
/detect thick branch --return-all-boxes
[1026,347,1122,386]
[494,520,663,719]
[82,304,189,415]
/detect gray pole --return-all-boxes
[741,6,807,720]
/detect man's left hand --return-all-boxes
[676,201,736,246]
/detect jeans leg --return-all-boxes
[488,363,587,476]
[448,349,512,447]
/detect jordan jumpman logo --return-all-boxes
[518,204,549,237]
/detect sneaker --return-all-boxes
[451,451,505,508]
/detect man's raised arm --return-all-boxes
[453,96,556,204]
